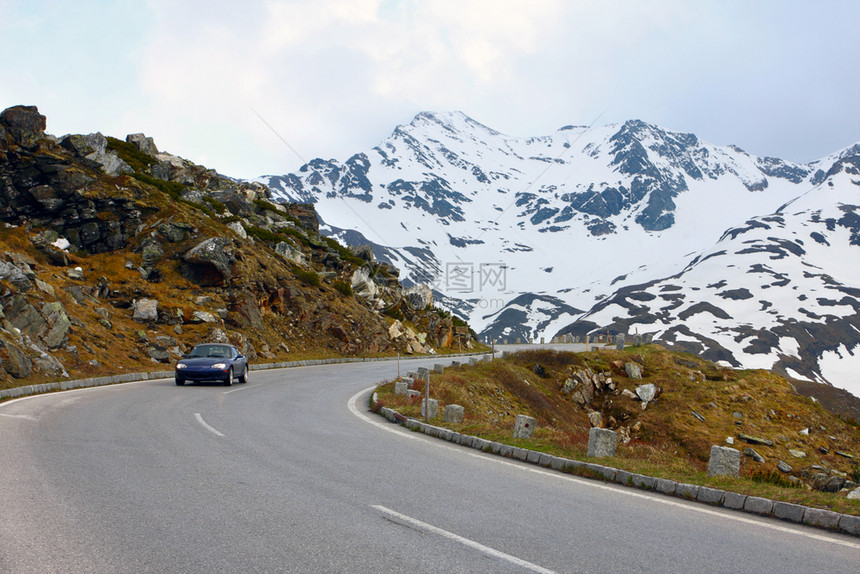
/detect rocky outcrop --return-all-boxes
[126,133,158,156]
[0,105,46,148]
[403,284,433,310]
[0,110,145,254]
[181,237,235,285]
[61,132,132,176]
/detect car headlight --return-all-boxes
[211,363,227,370]
[176,363,187,369]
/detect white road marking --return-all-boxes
[348,387,423,441]
[373,505,558,574]
[351,387,860,550]
[193,413,224,437]
[0,413,38,421]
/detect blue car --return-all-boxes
[175,343,249,386]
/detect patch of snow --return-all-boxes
[819,344,860,397]
[52,237,70,251]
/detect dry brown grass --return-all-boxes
[376,346,860,515]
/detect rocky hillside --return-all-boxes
[0,105,474,389]
[377,347,860,509]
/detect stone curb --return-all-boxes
[375,406,860,538]
[0,351,489,402]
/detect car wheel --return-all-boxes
[175,377,185,386]
[224,367,233,386]
[239,368,248,384]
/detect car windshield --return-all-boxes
[188,345,230,358]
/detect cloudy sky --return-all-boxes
[2,0,858,179]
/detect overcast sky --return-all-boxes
[2,0,858,179]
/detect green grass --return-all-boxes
[294,268,320,287]
[106,136,156,171]
[333,280,353,296]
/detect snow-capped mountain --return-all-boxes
[261,111,860,396]
[561,153,860,396]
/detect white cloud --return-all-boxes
[2,0,859,178]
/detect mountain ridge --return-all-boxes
[261,110,860,398]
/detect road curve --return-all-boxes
[1,356,858,573]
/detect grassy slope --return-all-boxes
[376,346,860,515]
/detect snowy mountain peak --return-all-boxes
[259,112,860,397]
[407,111,501,137]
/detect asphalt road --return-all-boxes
[1,351,858,573]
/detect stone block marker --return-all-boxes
[417,367,429,381]
[587,427,618,457]
[513,415,536,439]
[394,381,408,395]
[444,404,465,423]
[421,398,438,419]
[406,390,422,399]
[433,363,445,374]
[615,334,625,350]
[707,445,741,478]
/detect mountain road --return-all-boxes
[1,354,858,573]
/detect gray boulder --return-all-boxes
[132,298,159,322]
[191,310,219,324]
[275,241,306,266]
[350,244,375,262]
[635,383,657,403]
[227,221,247,239]
[4,294,46,338]
[513,415,536,439]
[126,133,159,156]
[743,447,766,463]
[587,411,603,428]
[444,404,465,423]
[41,302,71,349]
[809,473,846,493]
[181,237,235,285]
[403,284,433,310]
[625,362,643,380]
[140,238,164,270]
[34,354,67,377]
[1,105,46,148]
[2,342,33,378]
[587,427,617,457]
[0,260,33,292]
[351,267,378,299]
[61,132,132,176]
[421,398,438,419]
[707,445,741,478]
[158,222,193,243]
[147,347,171,362]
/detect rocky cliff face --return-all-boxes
[0,105,470,388]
